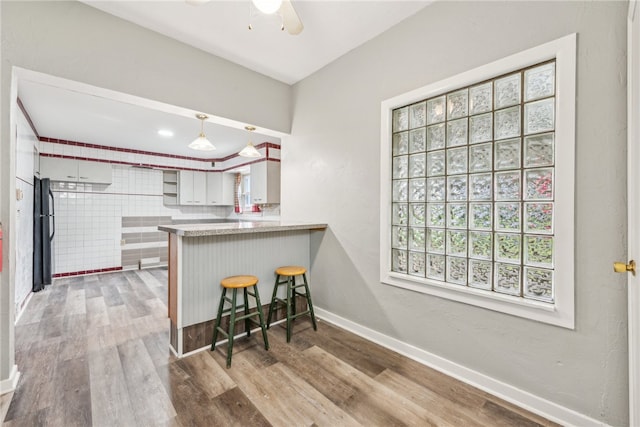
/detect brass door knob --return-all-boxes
[614,260,636,276]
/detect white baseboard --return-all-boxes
[14,291,33,325]
[0,365,20,395]
[314,307,607,427]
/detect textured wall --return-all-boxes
[283,1,628,424]
[0,1,291,134]
[181,231,310,327]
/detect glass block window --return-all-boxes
[382,34,576,329]
[391,60,556,303]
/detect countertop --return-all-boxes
[158,221,327,237]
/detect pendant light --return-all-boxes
[238,126,262,158]
[188,114,216,151]
[252,0,282,14]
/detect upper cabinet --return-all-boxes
[177,171,234,206]
[206,173,235,206]
[251,160,280,204]
[179,171,207,205]
[39,157,112,184]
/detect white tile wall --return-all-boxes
[39,139,280,275]
[50,163,231,275]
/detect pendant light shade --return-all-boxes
[188,114,216,151]
[239,126,262,158]
[252,0,282,14]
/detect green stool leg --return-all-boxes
[303,273,318,331]
[252,285,270,350]
[226,289,238,368]
[243,287,251,337]
[286,276,293,343]
[291,275,297,320]
[211,287,227,351]
[266,274,280,328]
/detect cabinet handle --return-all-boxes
[79,176,89,180]
[67,175,76,179]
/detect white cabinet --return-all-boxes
[206,173,235,205]
[250,161,280,204]
[206,173,221,205]
[78,160,112,184]
[179,171,207,205]
[40,157,78,181]
[171,171,235,206]
[220,173,236,206]
[39,157,112,184]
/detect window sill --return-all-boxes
[381,271,573,329]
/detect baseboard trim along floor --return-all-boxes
[0,365,20,395]
[313,307,604,427]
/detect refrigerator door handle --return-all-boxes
[49,187,55,241]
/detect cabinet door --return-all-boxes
[250,161,280,204]
[39,157,79,181]
[250,162,267,204]
[220,173,236,205]
[206,173,222,205]
[179,171,194,205]
[78,160,112,184]
[265,161,281,204]
[192,171,207,205]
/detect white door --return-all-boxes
[625,1,640,424]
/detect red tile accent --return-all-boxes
[53,266,123,278]
[40,150,280,172]
[40,136,280,163]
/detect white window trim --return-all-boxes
[380,34,576,329]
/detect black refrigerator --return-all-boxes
[33,177,55,292]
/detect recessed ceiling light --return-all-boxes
[158,129,174,137]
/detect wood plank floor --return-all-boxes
[2,268,558,426]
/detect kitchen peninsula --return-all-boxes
[158,221,327,356]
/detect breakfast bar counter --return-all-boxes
[159,221,327,356]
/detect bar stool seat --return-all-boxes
[211,275,269,368]
[267,265,317,342]
[275,266,307,276]
[221,275,259,288]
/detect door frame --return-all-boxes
[628,0,640,424]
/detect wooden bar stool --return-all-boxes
[211,275,269,368]
[266,266,317,342]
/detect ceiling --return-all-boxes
[17,0,431,159]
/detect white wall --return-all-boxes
[284,1,628,425]
[14,108,36,317]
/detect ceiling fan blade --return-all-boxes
[280,0,303,35]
